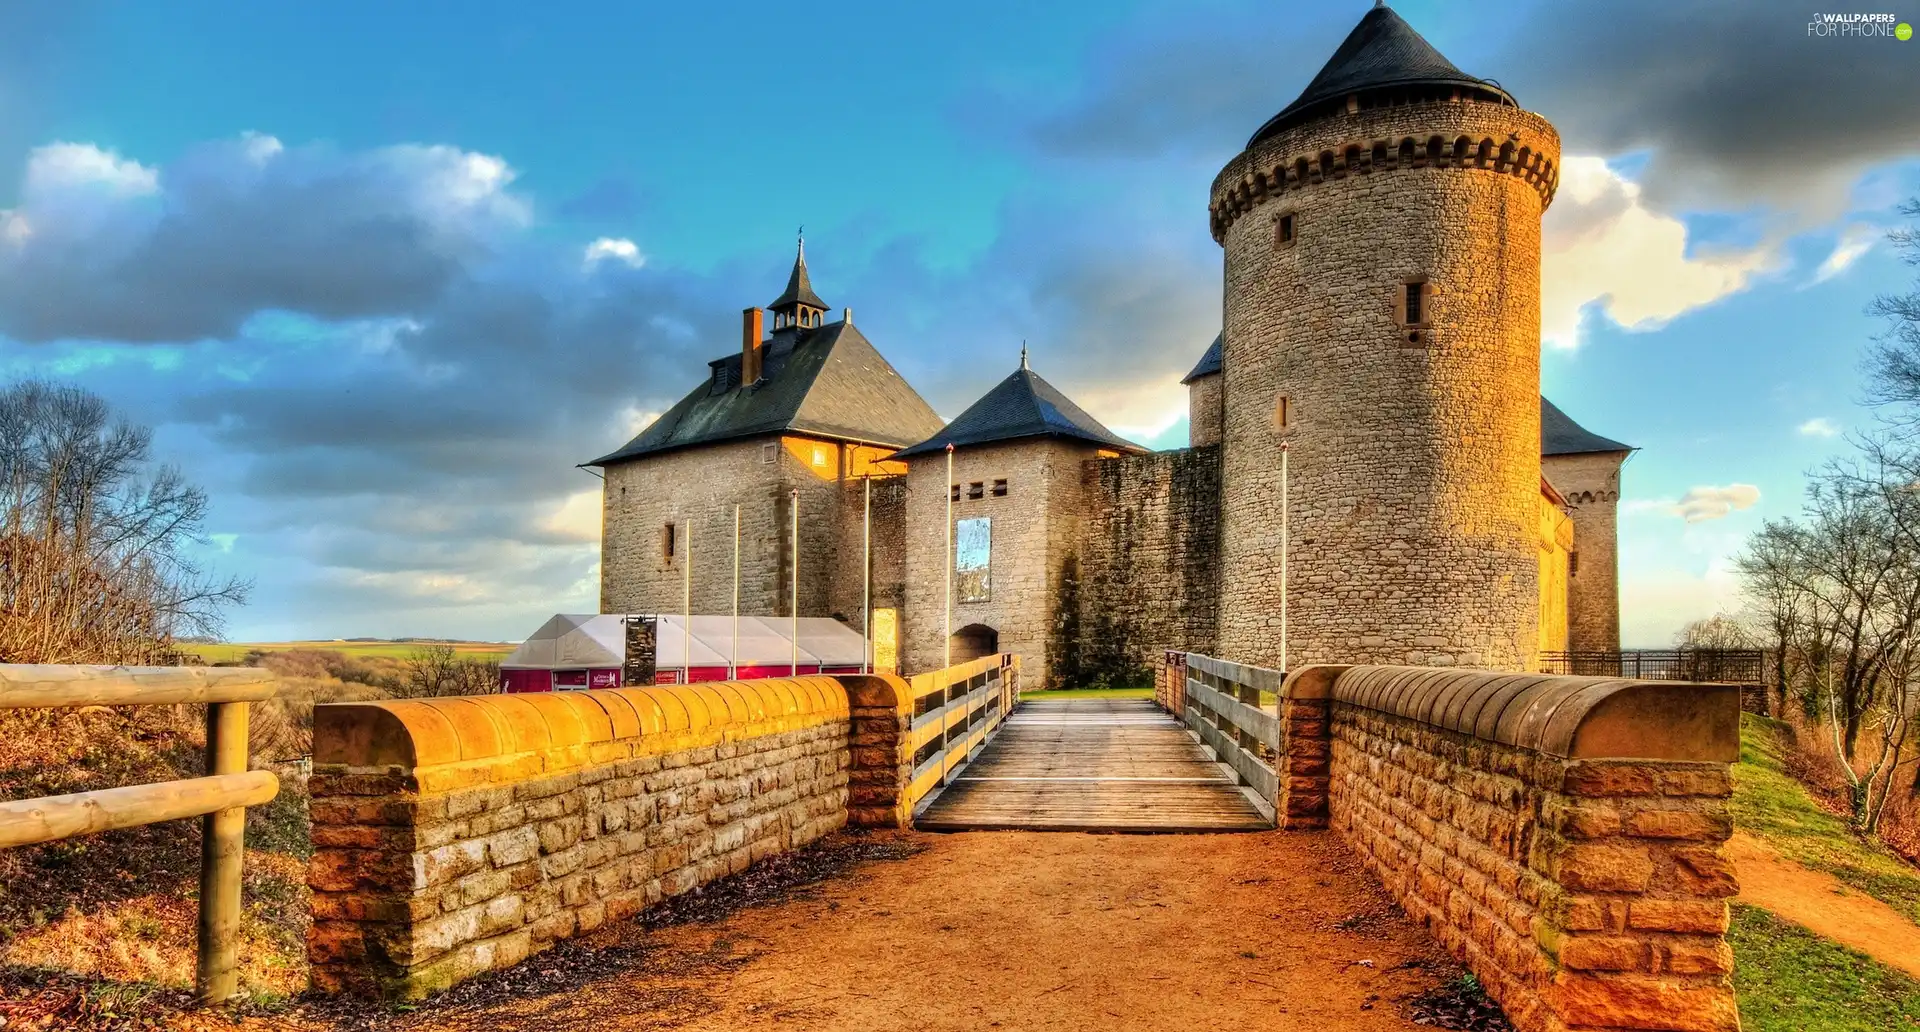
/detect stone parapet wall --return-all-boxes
[1284,665,1742,1032]
[307,679,856,999]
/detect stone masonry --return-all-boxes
[307,679,858,998]
[1068,446,1221,687]
[1213,101,1561,672]
[1544,451,1628,653]
[902,438,1098,688]
[1265,665,1742,1032]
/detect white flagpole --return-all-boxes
[683,517,692,682]
[862,475,872,675]
[790,487,799,677]
[1280,441,1290,675]
[944,444,954,671]
[731,504,740,680]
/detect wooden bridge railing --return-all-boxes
[0,665,281,1004]
[902,653,1019,813]
[1182,653,1282,824]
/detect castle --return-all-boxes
[587,5,1632,687]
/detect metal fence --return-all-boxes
[1537,649,1765,683]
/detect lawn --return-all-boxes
[183,640,514,664]
[1023,686,1155,700]
[1731,714,1920,924]
[1731,904,1920,1031]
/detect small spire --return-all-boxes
[1373,0,1385,7]
[797,225,805,261]
[1020,341,1029,370]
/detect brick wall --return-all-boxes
[1070,446,1221,686]
[306,680,862,999]
[1282,665,1741,1032]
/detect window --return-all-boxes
[991,479,1008,497]
[1570,551,1580,577]
[955,517,991,603]
[661,523,677,562]
[1274,212,1296,248]
[1396,278,1432,345]
[967,481,984,500]
[950,484,961,502]
[761,442,777,464]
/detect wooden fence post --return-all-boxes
[196,699,250,1003]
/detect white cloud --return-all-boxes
[25,141,159,197]
[583,236,645,269]
[1670,484,1761,523]
[543,489,603,543]
[1541,156,1776,350]
[1797,417,1840,438]
[1810,224,1876,285]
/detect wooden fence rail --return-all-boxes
[902,653,1019,814]
[1183,653,1282,825]
[0,665,279,1005]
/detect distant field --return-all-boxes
[184,640,515,663]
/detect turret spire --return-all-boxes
[1020,341,1029,370]
[769,229,829,330]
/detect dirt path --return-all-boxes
[250,831,1467,1032]
[1729,831,1920,979]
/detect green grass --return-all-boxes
[1731,903,1920,1031]
[1732,714,1920,924]
[1022,686,1155,699]
[182,640,514,663]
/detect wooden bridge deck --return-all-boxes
[913,697,1273,832]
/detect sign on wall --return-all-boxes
[956,517,991,603]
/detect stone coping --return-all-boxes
[1320,665,1738,763]
[313,678,851,792]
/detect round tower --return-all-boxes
[1212,3,1560,670]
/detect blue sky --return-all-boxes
[1,0,1916,645]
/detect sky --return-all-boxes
[1,0,1916,646]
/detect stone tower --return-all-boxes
[1211,4,1561,670]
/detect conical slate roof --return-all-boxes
[894,364,1144,458]
[1247,4,1514,147]
[1182,334,1223,383]
[770,242,828,312]
[1542,397,1632,456]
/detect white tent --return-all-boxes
[502,613,871,690]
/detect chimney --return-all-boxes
[742,307,765,384]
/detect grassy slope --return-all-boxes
[1730,905,1920,1031]
[1731,714,1920,923]
[1730,715,1920,1028]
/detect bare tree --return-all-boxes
[396,644,500,698]
[1674,614,1757,650]
[0,379,248,664]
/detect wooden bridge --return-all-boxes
[905,655,1281,832]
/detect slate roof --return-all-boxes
[1542,397,1632,456]
[584,320,945,466]
[769,245,828,312]
[894,365,1145,459]
[1182,334,1223,383]
[1247,4,1515,147]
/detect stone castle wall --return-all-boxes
[1213,101,1561,671]
[1068,446,1221,686]
[306,680,858,998]
[826,475,909,630]
[901,439,1096,686]
[1188,373,1224,448]
[1544,452,1627,653]
[600,437,853,620]
[1262,665,1741,1032]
